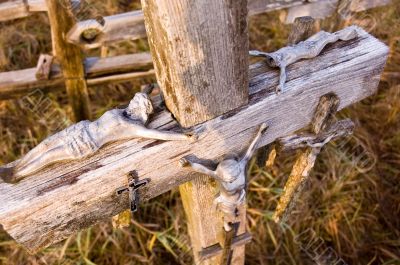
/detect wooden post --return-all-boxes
[45,0,91,121]
[287,16,316,45]
[141,0,248,263]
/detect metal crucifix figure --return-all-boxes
[180,123,267,263]
[180,123,267,226]
[250,25,360,93]
[0,92,195,183]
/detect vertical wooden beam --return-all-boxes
[287,16,316,45]
[45,0,91,121]
[141,0,249,264]
[141,0,248,128]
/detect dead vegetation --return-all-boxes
[0,1,399,264]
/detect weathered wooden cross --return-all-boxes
[0,1,389,265]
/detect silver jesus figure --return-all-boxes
[1,92,195,183]
[179,123,267,219]
[250,26,359,93]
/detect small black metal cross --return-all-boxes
[116,171,149,213]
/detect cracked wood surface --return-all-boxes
[0,28,388,253]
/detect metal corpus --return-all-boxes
[116,171,149,213]
[0,92,195,184]
[180,123,267,262]
[180,123,267,219]
[249,25,360,93]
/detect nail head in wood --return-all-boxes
[35,54,54,80]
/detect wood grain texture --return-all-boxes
[0,53,153,99]
[45,0,91,121]
[141,1,248,263]
[273,94,340,223]
[287,16,317,46]
[0,0,391,26]
[284,0,391,24]
[67,11,147,49]
[0,28,388,253]
[141,0,249,128]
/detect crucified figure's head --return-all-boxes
[125,93,154,124]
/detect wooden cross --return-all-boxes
[0,7,389,265]
[273,94,354,223]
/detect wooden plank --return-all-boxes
[45,0,91,121]
[141,1,248,264]
[0,28,388,253]
[67,11,147,49]
[0,0,29,22]
[0,0,76,22]
[284,0,391,23]
[0,53,153,99]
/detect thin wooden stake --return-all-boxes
[45,0,91,121]
[273,94,340,223]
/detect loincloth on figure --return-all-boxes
[55,120,100,158]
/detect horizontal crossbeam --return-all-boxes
[0,28,388,253]
[0,52,153,99]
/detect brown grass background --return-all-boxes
[0,0,399,264]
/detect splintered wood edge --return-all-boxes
[0,28,389,253]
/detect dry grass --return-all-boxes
[0,1,399,264]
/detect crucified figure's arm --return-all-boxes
[241,123,268,165]
[179,158,219,180]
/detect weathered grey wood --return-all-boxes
[35,54,53,80]
[141,0,249,128]
[68,0,390,49]
[67,11,146,49]
[0,28,388,253]
[46,0,91,121]
[287,16,316,46]
[0,0,76,22]
[86,70,155,86]
[284,0,391,23]
[141,1,248,264]
[0,53,153,99]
